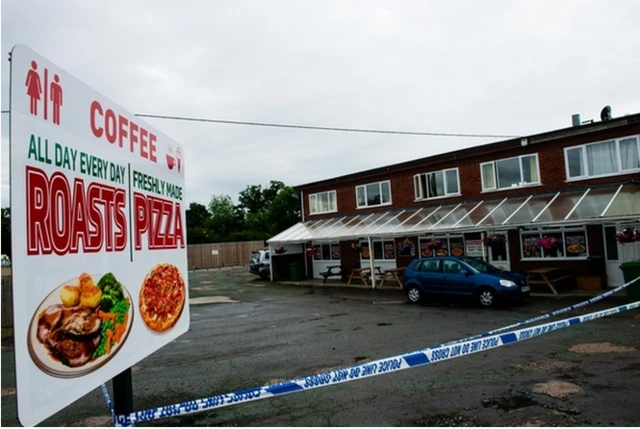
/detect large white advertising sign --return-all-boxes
[10,44,189,426]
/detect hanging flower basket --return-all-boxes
[537,236,562,250]
[274,245,287,254]
[306,246,315,257]
[483,233,507,247]
[616,227,640,244]
[350,243,363,253]
[426,238,443,250]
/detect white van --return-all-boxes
[249,250,270,280]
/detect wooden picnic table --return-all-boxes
[347,267,381,286]
[379,267,407,288]
[525,267,570,295]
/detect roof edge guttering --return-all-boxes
[293,113,640,192]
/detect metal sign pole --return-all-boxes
[113,368,134,416]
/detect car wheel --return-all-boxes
[406,286,423,304]
[477,288,497,307]
[259,273,269,280]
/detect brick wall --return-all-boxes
[301,119,640,219]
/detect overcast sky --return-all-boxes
[2,0,640,208]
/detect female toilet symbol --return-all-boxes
[25,61,42,116]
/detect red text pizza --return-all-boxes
[139,264,186,332]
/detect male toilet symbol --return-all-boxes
[24,59,63,125]
[50,74,63,125]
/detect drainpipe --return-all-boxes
[481,232,487,262]
[268,242,274,282]
[300,190,305,222]
[367,236,376,289]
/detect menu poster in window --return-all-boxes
[565,232,587,256]
[396,238,415,257]
[522,234,541,258]
[465,240,483,257]
[450,238,465,257]
[420,241,433,257]
[384,242,395,259]
[331,244,341,260]
[361,243,370,259]
[434,239,449,257]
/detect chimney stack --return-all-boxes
[572,114,581,127]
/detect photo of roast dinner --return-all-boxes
[31,272,131,373]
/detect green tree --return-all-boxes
[1,208,10,258]
[208,194,244,242]
[186,202,213,244]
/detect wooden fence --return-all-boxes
[187,240,266,270]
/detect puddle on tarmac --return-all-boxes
[189,296,240,305]
[415,413,477,427]
[482,391,538,411]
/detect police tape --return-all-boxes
[106,299,639,426]
[436,275,639,348]
[100,382,115,425]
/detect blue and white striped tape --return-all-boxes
[107,298,639,427]
[435,275,639,348]
[100,382,115,425]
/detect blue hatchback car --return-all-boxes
[402,256,530,307]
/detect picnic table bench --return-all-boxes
[320,265,343,284]
[525,267,571,295]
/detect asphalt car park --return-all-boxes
[2,267,639,426]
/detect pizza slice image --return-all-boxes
[139,264,186,333]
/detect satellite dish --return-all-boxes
[600,105,612,121]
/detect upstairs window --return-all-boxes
[356,180,391,208]
[481,154,540,191]
[565,135,640,180]
[309,190,337,215]
[414,168,460,200]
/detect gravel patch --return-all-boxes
[532,380,582,398]
[568,342,636,354]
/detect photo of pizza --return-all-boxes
[451,247,464,256]
[567,244,586,254]
[139,263,186,333]
[27,273,133,378]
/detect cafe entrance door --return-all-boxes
[604,223,640,287]
[487,230,510,271]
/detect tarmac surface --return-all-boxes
[2,267,639,426]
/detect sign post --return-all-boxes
[9,44,189,426]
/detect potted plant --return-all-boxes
[274,245,287,254]
[616,227,640,244]
[305,244,315,257]
[483,233,507,247]
[537,236,562,250]
[426,238,442,250]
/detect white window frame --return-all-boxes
[355,180,392,209]
[480,153,541,192]
[413,168,461,201]
[308,190,338,215]
[564,134,640,181]
[519,227,588,260]
[359,239,396,261]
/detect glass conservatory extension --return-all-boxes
[268,184,640,244]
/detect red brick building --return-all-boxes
[268,112,640,289]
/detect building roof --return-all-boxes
[268,183,640,244]
[293,113,640,191]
